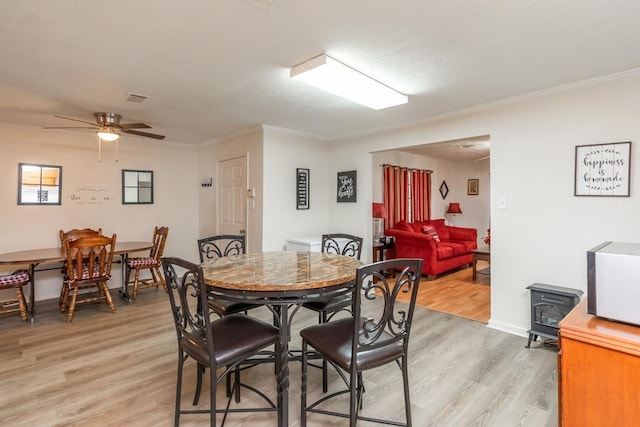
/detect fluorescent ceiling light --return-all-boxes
[290,54,408,110]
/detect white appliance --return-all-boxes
[587,241,640,326]
[285,237,322,252]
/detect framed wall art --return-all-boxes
[439,180,449,199]
[296,168,310,209]
[337,170,357,203]
[467,178,479,195]
[574,141,631,197]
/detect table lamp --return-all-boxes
[446,202,462,226]
[372,203,387,240]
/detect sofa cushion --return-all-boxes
[439,241,468,257]
[410,222,424,233]
[393,221,413,232]
[426,219,450,240]
[449,239,477,252]
[421,225,440,242]
[436,245,454,259]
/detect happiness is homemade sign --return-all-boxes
[574,141,631,196]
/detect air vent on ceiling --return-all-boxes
[123,92,148,103]
[243,0,276,9]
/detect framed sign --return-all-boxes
[296,168,310,209]
[574,141,631,196]
[467,179,479,195]
[337,170,357,203]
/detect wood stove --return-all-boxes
[525,283,583,348]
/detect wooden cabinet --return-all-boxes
[558,299,640,426]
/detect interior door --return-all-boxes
[217,156,247,237]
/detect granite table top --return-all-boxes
[201,251,362,292]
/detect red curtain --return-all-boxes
[383,165,408,229]
[411,169,431,221]
[383,164,432,227]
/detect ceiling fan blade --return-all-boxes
[119,122,152,130]
[54,115,99,127]
[43,126,97,129]
[123,129,166,140]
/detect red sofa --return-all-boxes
[385,219,477,279]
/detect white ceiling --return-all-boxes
[2,1,640,151]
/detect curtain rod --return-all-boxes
[380,163,433,173]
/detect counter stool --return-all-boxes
[0,270,30,321]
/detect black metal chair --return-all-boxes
[301,233,363,391]
[300,258,423,427]
[197,235,260,317]
[161,257,279,427]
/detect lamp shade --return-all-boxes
[446,202,462,214]
[372,203,387,219]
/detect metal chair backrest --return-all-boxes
[321,233,363,260]
[162,257,211,360]
[63,234,116,283]
[351,258,422,359]
[197,235,246,262]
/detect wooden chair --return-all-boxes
[161,257,278,426]
[0,270,30,321]
[302,233,363,391]
[59,228,102,308]
[125,226,169,301]
[301,258,423,427]
[197,235,260,317]
[60,234,117,322]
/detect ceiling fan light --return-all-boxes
[97,126,120,141]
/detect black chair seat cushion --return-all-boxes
[208,298,260,316]
[180,314,278,367]
[302,294,351,312]
[301,317,404,371]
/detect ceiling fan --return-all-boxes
[44,112,165,140]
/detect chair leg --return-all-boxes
[349,371,358,427]
[150,268,160,289]
[59,284,69,312]
[175,353,184,427]
[154,266,168,291]
[132,269,141,301]
[16,285,28,322]
[402,355,412,426]
[321,310,329,393]
[209,359,216,427]
[301,339,308,427]
[101,282,116,313]
[67,285,79,322]
[193,363,203,405]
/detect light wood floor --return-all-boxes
[0,283,557,426]
[412,261,491,323]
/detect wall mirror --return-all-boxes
[122,169,153,204]
[18,163,62,205]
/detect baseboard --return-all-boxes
[487,318,529,338]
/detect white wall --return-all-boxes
[262,126,331,251]
[326,72,640,336]
[0,123,200,301]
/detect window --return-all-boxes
[18,163,62,205]
[122,169,153,204]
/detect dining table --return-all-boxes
[201,250,362,427]
[0,241,154,321]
